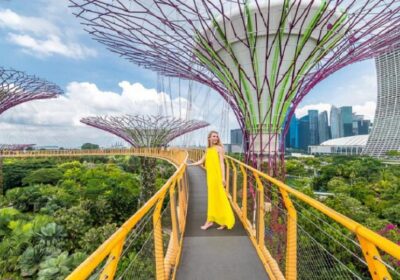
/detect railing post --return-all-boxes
[357,235,392,280]
[279,187,297,280]
[164,180,180,278]
[254,173,265,247]
[225,158,230,192]
[240,165,247,222]
[231,159,237,205]
[177,178,185,233]
[153,194,166,280]
[99,237,125,280]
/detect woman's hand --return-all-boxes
[222,179,226,186]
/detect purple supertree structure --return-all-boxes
[80,115,209,148]
[0,67,62,115]
[0,144,35,150]
[81,114,209,202]
[70,0,400,177]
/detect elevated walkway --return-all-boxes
[176,166,268,279]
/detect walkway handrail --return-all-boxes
[225,155,400,280]
[0,148,172,158]
[188,149,400,280]
[66,148,189,280]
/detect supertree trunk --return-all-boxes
[139,157,157,205]
[0,157,3,196]
[244,130,288,264]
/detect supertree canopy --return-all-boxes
[0,144,35,150]
[81,114,209,203]
[70,0,400,174]
[80,115,209,147]
[0,67,62,115]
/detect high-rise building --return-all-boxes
[330,106,341,139]
[352,114,371,135]
[359,120,371,135]
[340,106,353,137]
[352,114,363,135]
[231,129,243,145]
[308,110,319,145]
[229,128,244,153]
[298,115,310,150]
[318,111,330,143]
[285,116,299,149]
[364,48,400,157]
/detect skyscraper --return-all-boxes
[364,48,400,156]
[286,116,299,149]
[330,106,341,139]
[231,129,243,145]
[318,111,330,143]
[308,110,319,145]
[298,115,310,150]
[352,115,371,135]
[340,106,353,137]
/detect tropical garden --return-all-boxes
[0,155,175,279]
[285,155,400,277]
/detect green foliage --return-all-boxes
[386,150,400,157]
[6,185,76,213]
[382,204,400,225]
[285,160,306,176]
[35,222,67,247]
[19,244,61,277]
[0,207,21,239]
[0,155,193,278]
[79,223,118,254]
[22,168,63,186]
[81,143,99,150]
[3,158,57,192]
[37,251,86,280]
[54,206,91,251]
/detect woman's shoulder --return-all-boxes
[215,145,225,153]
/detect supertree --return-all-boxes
[0,67,62,195]
[0,144,35,150]
[81,114,209,202]
[1,67,62,114]
[70,0,400,177]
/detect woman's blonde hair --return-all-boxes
[207,130,222,147]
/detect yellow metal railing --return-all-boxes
[0,147,174,158]
[65,148,189,279]
[216,153,400,280]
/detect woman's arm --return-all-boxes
[187,154,206,166]
[218,146,226,185]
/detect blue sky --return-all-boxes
[0,0,378,148]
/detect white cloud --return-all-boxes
[0,8,96,59]
[7,34,96,59]
[0,9,59,35]
[0,81,214,148]
[295,103,332,119]
[353,101,376,121]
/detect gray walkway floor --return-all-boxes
[176,166,269,280]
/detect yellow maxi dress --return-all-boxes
[205,146,235,229]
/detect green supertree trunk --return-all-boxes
[0,157,3,195]
[139,157,157,205]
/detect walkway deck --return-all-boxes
[176,166,269,280]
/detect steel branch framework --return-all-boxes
[0,144,35,150]
[70,0,400,174]
[0,67,62,115]
[80,115,209,147]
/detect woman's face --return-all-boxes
[210,133,219,145]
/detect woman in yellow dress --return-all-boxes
[188,131,235,230]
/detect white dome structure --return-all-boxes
[309,135,369,155]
